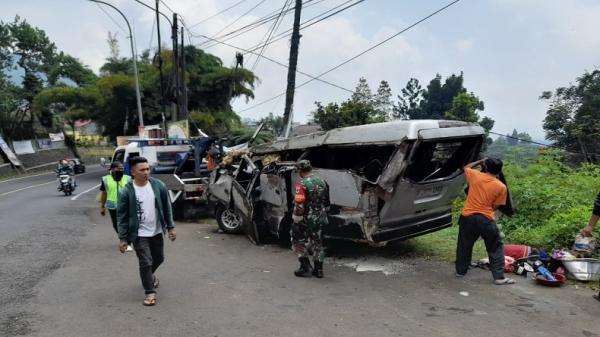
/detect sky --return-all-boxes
[2,0,600,141]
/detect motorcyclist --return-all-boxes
[56,159,76,190]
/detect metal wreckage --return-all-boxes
[207,119,485,245]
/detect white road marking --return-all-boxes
[71,184,101,201]
[0,167,105,197]
[0,181,55,197]
[0,171,54,184]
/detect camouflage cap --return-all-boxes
[297,159,312,170]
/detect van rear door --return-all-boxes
[378,131,483,233]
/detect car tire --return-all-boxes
[215,206,244,234]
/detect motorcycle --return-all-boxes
[57,172,76,196]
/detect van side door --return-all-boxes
[230,155,261,244]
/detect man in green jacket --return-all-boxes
[117,156,176,306]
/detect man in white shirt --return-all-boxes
[117,157,176,306]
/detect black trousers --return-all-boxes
[108,209,118,233]
[133,234,164,294]
[456,214,505,280]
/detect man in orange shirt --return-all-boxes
[456,157,515,285]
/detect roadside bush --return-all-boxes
[497,150,600,250]
[506,206,592,249]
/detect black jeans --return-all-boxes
[133,234,164,294]
[456,214,505,280]
[108,209,118,233]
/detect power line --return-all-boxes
[250,0,291,71]
[488,131,600,156]
[489,131,550,149]
[189,0,249,28]
[238,0,461,113]
[159,0,176,15]
[192,34,355,95]
[200,0,323,49]
[148,16,156,51]
[244,0,362,54]
[95,3,128,35]
[197,0,268,47]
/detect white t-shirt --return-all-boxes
[133,182,161,237]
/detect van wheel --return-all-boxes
[216,206,244,234]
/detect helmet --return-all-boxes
[297,159,312,171]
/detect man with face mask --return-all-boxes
[100,161,132,250]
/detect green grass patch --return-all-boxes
[395,225,487,262]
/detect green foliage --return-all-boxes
[0,81,24,141]
[444,91,483,123]
[496,151,600,250]
[32,85,98,129]
[225,127,273,147]
[395,73,494,145]
[312,99,376,131]
[541,70,600,162]
[507,206,591,249]
[94,74,137,139]
[393,78,423,119]
[190,109,241,137]
[312,77,392,130]
[259,112,285,137]
[485,134,540,165]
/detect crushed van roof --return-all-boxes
[251,120,484,154]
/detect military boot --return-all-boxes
[312,260,324,278]
[294,257,312,277]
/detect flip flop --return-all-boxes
[494,278,516,285]
[143,295,156,306]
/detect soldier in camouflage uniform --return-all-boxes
[291,160,330,278]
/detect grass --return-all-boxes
[398,225,488,262]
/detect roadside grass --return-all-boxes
[396,225,487,262]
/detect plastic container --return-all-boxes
[562,258,600,282]
[535,273,566,287]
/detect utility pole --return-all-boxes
[180,26,188,120]
[171,13,179,122]
[87,0,144,133]
[155,0,167,135]
[282,0,302,138]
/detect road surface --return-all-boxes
[0,169,599,337]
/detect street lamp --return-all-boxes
[87,0,144,133]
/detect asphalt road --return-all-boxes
[1,170,599,337]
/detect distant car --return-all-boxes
[67,158,86,174]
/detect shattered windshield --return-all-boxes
[404,137,481,182]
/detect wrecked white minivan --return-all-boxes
[207,120,485,245]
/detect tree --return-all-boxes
[0,16,96,136]
[418,73,465,119]
[32,86,97,131]
[312,99,375,131]
[394,78,423,119]
[0,81,26,143]
[93,75,137,139]
[507,129,519,146]
[517,132,532,143]
[259,112,285,137]
[351,77,373,103]
[444,91,483,123]
[541,70,600,162]
[184,46,257,112]
[373,80,393,121]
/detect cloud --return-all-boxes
[455,39,474,52]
